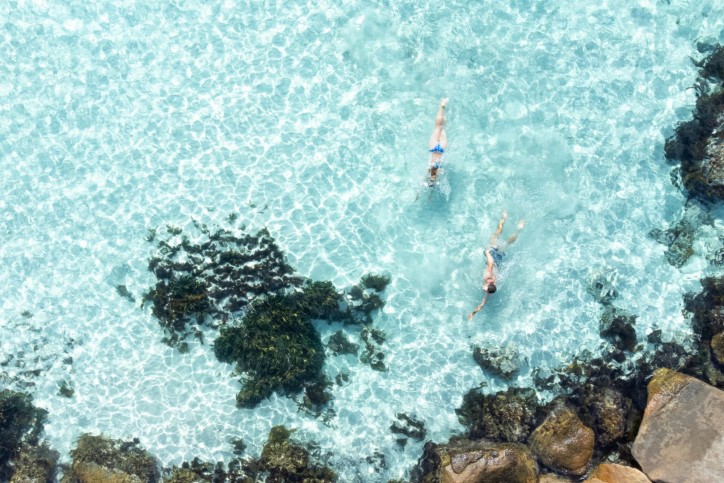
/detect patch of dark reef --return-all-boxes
[62,434,159,483]
[163,425,336,482]
[0,389,52,481]
[664,45,724,203]
[143,223,302,345]
[143,221,390,410]
[390,413,427,446]
[648,204,714,268]
[213,294,326,408]
[472,344,523,380]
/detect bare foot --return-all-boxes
[467,313,474,320]
[502,210,508,220]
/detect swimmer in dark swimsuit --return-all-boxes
[427,98,448,186]
[468,210,525,319]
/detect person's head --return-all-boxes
[428,166,438,185]
[485,282,497,294]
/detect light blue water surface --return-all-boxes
[1,0,723,481]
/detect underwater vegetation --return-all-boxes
[143,220,390,408]
[665,46,724,203]
[63,434,159,483]
[0,389,48,480]
[143,223,302,345]
[163,425,335,482]
[213,294,326,408]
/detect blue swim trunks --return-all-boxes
[489,247,505,266]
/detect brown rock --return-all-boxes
[70,462,144,483]
[632,369,724,482]
[584,463,650,483]
[415,438,537,483]
[529,401,594,476]
[711,332,724,365]
[538,474,573,482]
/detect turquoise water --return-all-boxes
[1,0,723,480]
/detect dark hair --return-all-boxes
[486,283,497,294]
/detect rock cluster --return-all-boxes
[665,46,724,203]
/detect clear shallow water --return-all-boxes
[1,0,723,481]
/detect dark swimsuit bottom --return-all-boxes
[489,247,505,266]
[429,144,445,154]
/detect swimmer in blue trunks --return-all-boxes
[468,210,525,319]
[427,98,448,186]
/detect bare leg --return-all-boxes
[489,210,507,247]
[428,98,448,149]
[506,220,525,245]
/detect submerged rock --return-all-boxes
[648,205,712,268]
[529,400,595,476]
[326,330,359,356]
[664,46,724,203]
[258,426,335,482]
[9,443,59,483]
[412,437,537,483]
[64,434,159,483]
[390,413,426,443]
[472,344,522,379]
[0,390,47,480]
[599,305,637,352]
[579,385,632,449]
[632,369,724,482]
[711,332,724,366]
[455,387,540,443]
[586,271,619,306]
[213,295,325,408]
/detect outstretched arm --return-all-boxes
[468,294,489,319]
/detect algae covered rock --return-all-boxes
[664,46,724,203]
[599,306,637,352]
[580,385,632,449]
[143,225,302,344]
[64,434,159,483]
[0,390,48,479]
[258,426,335,482]
[529,400,594,476]
[711,332,724,365]
[213,294,325,408]
[9,443,58,483]
[472,344,522,379]
[455,387,540,443]
[413,437,537,483]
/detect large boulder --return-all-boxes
[529,401,594,476]
[632,368,724,482]
[413,437,537,483]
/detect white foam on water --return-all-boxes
[1,0,723,481]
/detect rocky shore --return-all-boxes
[1,45,723,483]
